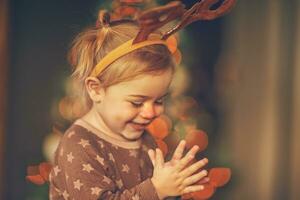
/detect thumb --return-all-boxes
[148,149,156,166]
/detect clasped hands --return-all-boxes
[148,140,209,200]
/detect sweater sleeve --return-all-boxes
[49,129,160,200]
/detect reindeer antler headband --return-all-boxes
[90,0,236,77]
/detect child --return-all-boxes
[49,9,209,200]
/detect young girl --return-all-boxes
[49,10,209,200]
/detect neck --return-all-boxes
[81,105,129,142]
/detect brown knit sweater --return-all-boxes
[49,119,162,200]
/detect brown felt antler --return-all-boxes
[115,0,236,43]
[133,1,185,44]
[162,0,236,39]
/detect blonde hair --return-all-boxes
[68,14,175,107]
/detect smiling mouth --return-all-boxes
[130,122,151,130]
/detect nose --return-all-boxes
[140,104,157,120]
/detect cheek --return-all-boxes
[112,104,139,122]
[155,106,165,116]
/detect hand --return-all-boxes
[167,140,210,184]
[148,140,208,199]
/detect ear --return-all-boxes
[85,77,105,103]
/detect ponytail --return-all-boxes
[68,10,113,83]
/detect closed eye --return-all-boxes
[128,93,169,108]
[155,99,164,105]
[129,101,164,108]
[129,101,143,107]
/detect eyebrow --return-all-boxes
[127,92,170,99]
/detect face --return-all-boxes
[96,69,173,141]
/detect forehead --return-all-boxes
[106,69,173,97]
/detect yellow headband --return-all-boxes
[90,38,169,77]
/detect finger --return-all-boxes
[180,158,208,178]
[171,140,186,163]
[155,148,165,168]
[148,149,156,166]
[181,184,204,195]
[185,145,200,158]
[182,170,208,186]
[197,177,210,184]
[176,145,200,171]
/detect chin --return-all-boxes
[121,130,144,141]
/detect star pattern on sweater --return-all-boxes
[116,179,123,188]
[91,187,102,196]
[96,155,105,166]
[108,153,115,162]
[132,194,140,200]
[62,190,69,200]
[122,164,130,173]
[67,152,74,163]
[129,150,138,158]
[102,176,111,184]
[82,163,94,173]
[142,145,148,152]
[53,166,61,176]
[98,141,104,148]
[78,139,90,148]
[73,179,83,191]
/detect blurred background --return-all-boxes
[1,0,300,199]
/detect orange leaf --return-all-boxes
[193,183,216,200]
[155,139,168,157]
[182,183,215,200]
[173,97,201,120]
[39,162,53,181]
[114,6,139,17]
[185,130,208,152]
[111,13,122,21]
[146,115,171,139]
[166,35,178,54]
[173,49,182,65]
[26,175,45,185]
[208,168,231,187]
[27,165,39,176]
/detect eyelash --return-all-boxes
[130,100,164,108]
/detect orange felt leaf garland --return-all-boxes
[155,139,168,157]
[114,6,139,18]
[26,174,45,185]
[166,35,178,54]
[26,162,53,185]
[182,167,231,200]
[146,115,171,139]
[208,167,231,187]
[185,129,208,152]
[39,162,53,181]
[26,165,45,185]
[173,49,182,64]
